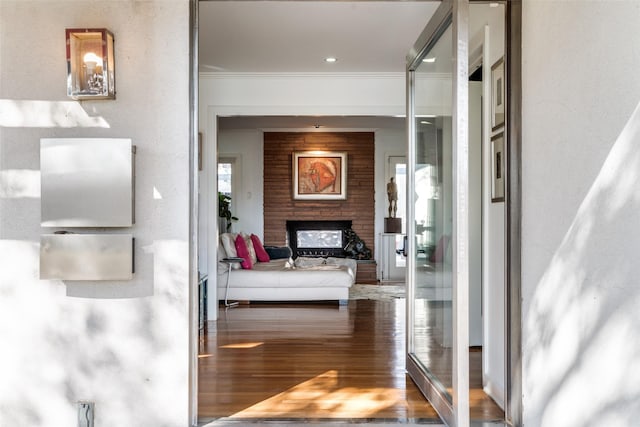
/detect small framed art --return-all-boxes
[292,151,347,200]
[491,57,505,130]
[491,132,505,202]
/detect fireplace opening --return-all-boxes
[286,220,352,258]
[297,230,343,249]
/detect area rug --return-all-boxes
[349,284,405,301]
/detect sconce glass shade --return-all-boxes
[66,28,115,100]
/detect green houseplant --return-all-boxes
[218,192,238,231]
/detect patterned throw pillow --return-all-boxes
[220,232,240,269]
[240,232,258,265]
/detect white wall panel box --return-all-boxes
[40,138,135,227]
[40,234,134,280]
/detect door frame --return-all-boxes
[188,0,199,425]
[383,154,407,281]
[505,2,523,426]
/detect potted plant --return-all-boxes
[218,192,238,231]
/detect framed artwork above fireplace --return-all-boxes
[292,151,347,200]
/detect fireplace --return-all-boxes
[286,220,352,258]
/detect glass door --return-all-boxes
[406,2,469,427]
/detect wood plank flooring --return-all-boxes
[198,299,503,423]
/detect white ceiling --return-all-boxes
[198,1,500,130]
[198,1,440,73]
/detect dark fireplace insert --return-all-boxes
[286,220,352,258]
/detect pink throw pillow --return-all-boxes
[251,234,270,263]
[240,232,258,264]
[234,234,253,269]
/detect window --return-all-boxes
[217,159,233,198]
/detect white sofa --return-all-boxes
[216,236,356,304]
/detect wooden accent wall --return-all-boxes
[263,132,375,256]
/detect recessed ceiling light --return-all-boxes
[325,57,337,63]
[420,121,432,125]
[422,57,436,63]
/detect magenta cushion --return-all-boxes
[234,234,253,269]
[251,234,271,263]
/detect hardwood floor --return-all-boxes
[198,299,503,423]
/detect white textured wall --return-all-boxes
[0,1,190,426]
[522,2,640,426]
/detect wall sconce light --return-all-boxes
[66,28,115,100]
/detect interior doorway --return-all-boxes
[383,155,407,281]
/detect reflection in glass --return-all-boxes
[411,24,454,402]
[297,230,343,248]
[395,162,407,268]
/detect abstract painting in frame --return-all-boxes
[491,57,505,130]
[491,132,505,203]
[293,151,347,200]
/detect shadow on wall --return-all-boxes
[0,99,188,424]
[525,101,640,426]
[0,98,108,197]
[0,170,41,198]
[0,239,188,425]
[0,100,110,128]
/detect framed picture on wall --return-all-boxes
[491,57,505,130]
[491,132,505,202]
[293,151,347,200]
